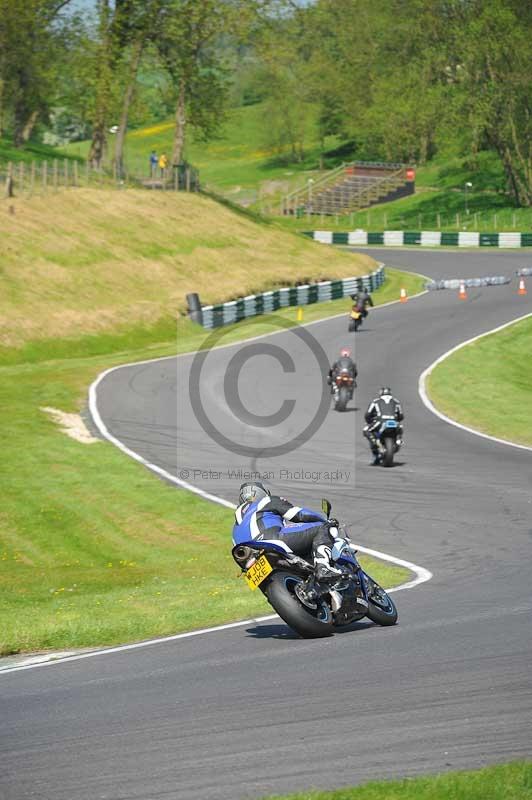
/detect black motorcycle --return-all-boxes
[232,500,398,638]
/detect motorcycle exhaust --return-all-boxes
[233,545,254,567]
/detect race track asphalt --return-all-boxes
[2,249,532,800]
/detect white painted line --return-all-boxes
[419,312,532,452]
[355,545,432,592]
[3,270,421,675]
[89,368,235,507]
[2,543,432,674]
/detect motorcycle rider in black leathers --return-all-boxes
[327,348,357,394]
[350,289,374,318]
[363,387,404,464]
[232,482,344,583]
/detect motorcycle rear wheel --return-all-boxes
[382,436,395,467]
[265,571,333,638]
[335,386,349,412]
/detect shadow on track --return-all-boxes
[245,620,375,639]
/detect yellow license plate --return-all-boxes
[351,311,361,319]
[245,555,273,590]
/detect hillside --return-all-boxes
[0,188,376,352]
[60,104,532,230]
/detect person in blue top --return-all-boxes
[232,481,343,582]
[149,150,158,177]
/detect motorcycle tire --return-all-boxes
[335,386,349,412]
[382,436,394,467]
[265,571,333,638]
[364,578,398,626]
[354,318,361,331]
[348,320,356,332]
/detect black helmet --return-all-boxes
[238,482,270,505]
[380,387,392,397]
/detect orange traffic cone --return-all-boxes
[458,281,467,300]
[400,287,408,303]
[518,278,527,296]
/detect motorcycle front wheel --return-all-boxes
[265,571,333,638]
[364,576,398,626]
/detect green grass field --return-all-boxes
[261,761,532,800]
[427,315,532,445]
[0,265,419,656]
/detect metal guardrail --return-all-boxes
[282,161,349,213]
[282,162,408,216]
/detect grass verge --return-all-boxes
[261,761,532,800]
[0,268,419,656]
[0,188,376,353]
[427,315,532,446]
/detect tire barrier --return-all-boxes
[194,265,385,329]
[425,276,510,291]
[186,293,203,325]
[305,230,532,248]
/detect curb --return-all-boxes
[305,230,532,248]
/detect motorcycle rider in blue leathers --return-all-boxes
[232,482,343,582]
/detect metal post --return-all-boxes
[6,162,14,197]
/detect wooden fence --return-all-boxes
[1,159,200,198]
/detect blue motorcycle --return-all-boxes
[374,418,402,467]
[231,499,398,639]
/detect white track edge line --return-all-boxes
[419,312,532,452]
[0,277,433,675]
[2,543,432,674]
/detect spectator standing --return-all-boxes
[158,152,168,178]
[149,150,158,177]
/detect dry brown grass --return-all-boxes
[0,189,376,347]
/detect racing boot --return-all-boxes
[313,544,344,584]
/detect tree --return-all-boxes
[450,0,532,205]
[113,1,164,175]
[156,0,273,167]
[0,0,73,146]
[87,0,158,167]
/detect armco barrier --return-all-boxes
[199,265,385,329]
[305,230,532,248]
